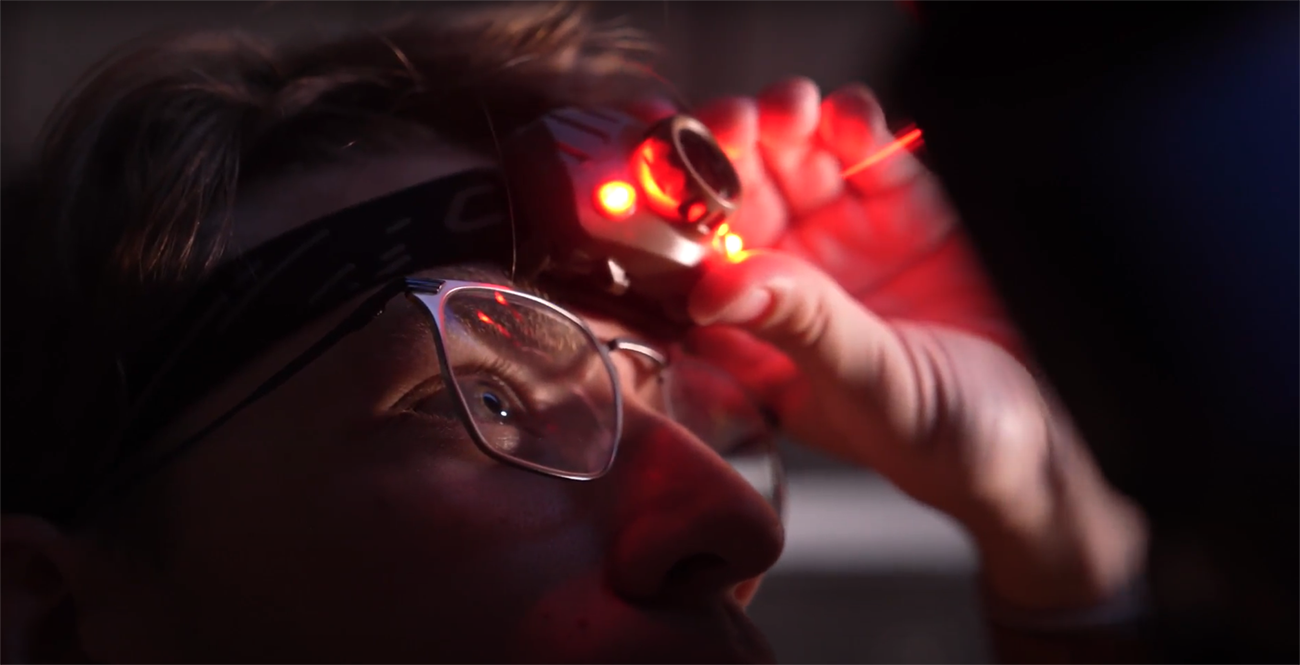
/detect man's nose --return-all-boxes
[600,405,785,606]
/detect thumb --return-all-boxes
[687,250,924,446]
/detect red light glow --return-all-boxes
[595,181,637,219]
[723,233,744,258]
[636,138,689,220]
[475,310,512,339]
[686,201,708,224]
[711,222,745,262]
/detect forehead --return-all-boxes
[406,266,654,345]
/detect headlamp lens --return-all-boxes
[633,116,742,226]
[595,180,638,219]
[677,126,740,203]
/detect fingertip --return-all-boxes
[695,96,760,160]
[760,75,821,103]
[757,76,822,147]
[693,287,775,328]
[691,250,871,343]
[825,83,885,121]
[689,250,798,327]
[818,83,888,158]
[689,251,758,326]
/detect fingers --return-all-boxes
[694,96,789,248]
[687,251,915,420]
[692,96,758,163]
[818,83,929,196]
[773,195,881,290]
[693,79,935,252]
[755,77,844,218]
[687,250,935,464]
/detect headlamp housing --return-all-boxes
[503,108,743,329]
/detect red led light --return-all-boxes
[595,181,637,219]
[686,201,708,224]
[723,233,744,258]
[710,223,746,262]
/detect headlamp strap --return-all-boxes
[114,168,514,462]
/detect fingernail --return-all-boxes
[694,288,773,326]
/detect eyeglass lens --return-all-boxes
[435,288,620,477]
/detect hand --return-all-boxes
[682,78,1147,611]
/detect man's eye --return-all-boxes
[462,377,528,424]
[478,390,510,419]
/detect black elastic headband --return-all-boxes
[110,168,515,473]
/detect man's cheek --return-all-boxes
[331,460,607,586]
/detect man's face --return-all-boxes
[78,148,785,663]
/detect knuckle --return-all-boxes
[768,287,835,353]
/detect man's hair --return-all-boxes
[2,2,662,524]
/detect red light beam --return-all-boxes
[841,127,924,179]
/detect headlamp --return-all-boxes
[502,108,743,329]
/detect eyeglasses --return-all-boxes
[77,278,785,521]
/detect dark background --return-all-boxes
[896,3,1297,661]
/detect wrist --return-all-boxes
[966,408,1149,611]
[972,483,1148,611]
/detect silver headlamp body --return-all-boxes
[503,107,743,332]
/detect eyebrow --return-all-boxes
[398,262,671,362]
[379,266,679,411]
[385,263,560,344]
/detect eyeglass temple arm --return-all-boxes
[67,281,410,524]
[610,340,784,432]
[606,338,669,368]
